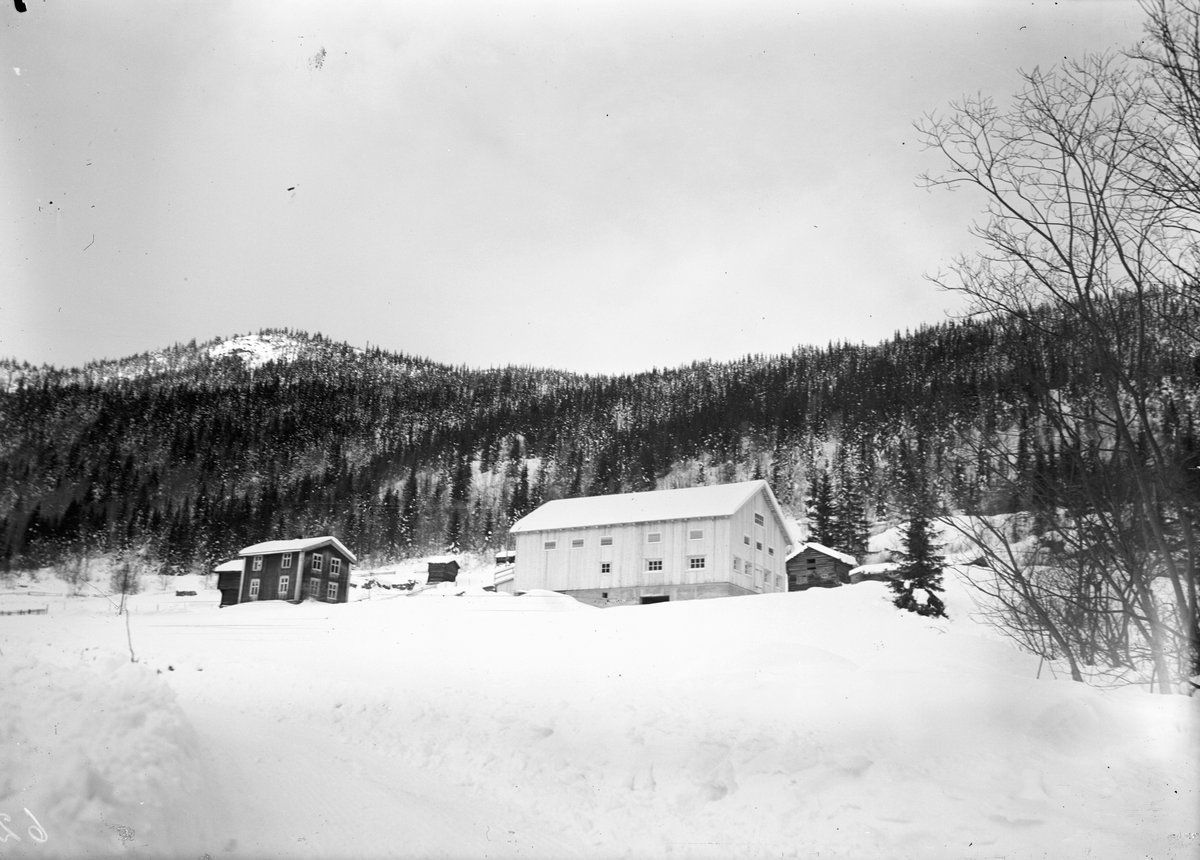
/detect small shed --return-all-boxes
[214,558,246,607]
[426,556,461,584]
[787,542,857,591]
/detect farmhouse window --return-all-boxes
[544,540,557,550]
[306,577,320,598]
[330,557,342,577]
[768,547,775,556]
[278,575,290,598]
[743,535,751,546]
[572,538,584,548]
[248,578,260,598]
[733,558,741,573]
[776,575,784,590]
[327,582,338,601]
[689,529,704,540]
[756,541,763,551]
[281,553,292,569]
[646,559,663,572]
[646,532,661,544]
[252,555,263,572]
[754,513,765,526]
[600,536,613,546]
[688,557,706,569]
[312,553,324,572]
[601,562,611,574]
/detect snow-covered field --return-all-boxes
[0,570,1196,859]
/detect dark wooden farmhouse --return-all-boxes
[217,536,356,606]
[786,542,857,590]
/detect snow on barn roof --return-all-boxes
[213,559,244,573]
[789,542,858,568]
[238,536,357,563]
[510,480,791,540]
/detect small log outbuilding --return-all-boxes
[426,556,461,584]
[216,536,356,606]
[215,558,246,607]
[786,542,857,591]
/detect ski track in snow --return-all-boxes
[0,576,1196,859]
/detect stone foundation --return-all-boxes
[560,581,757,608]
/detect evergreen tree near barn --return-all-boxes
[889,509,947,619]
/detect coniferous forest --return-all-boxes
[0,305,1193,576]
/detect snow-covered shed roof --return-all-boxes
[238,536,357,563]
[849,562,899,577]
[213,559,245,573]
[510,480,791,542]
[789,542,858,567]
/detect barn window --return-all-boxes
[327,582,339,601]
[806,557,817,567]
[754,513,765,526]
[281,553,292,569]
[572,538,584,548]
[252,555,263,571]
[278,575,290,598]
[646,559,663,572]
[601,592,608,599]
[330,557,342,577]
[544,540,557,550]
[600,562,611,574]
[600,536,613,546]
[688,557,706,569]
[689,529,704,540]
[312,553,324,572]
[248,578,260,598]
[646,532,661,543]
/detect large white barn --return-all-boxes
[508,480,794,606]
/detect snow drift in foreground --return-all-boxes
[0,574,1196,859]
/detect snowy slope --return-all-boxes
[0,575,1195,859]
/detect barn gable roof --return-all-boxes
[238,536,358,563]
[788,541,857,567]
[510,480,791,543]
[213,559,245,573]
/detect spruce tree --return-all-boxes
[889,508,947,618]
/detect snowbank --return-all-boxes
[1,573,1195,858]
[0,649,207,857]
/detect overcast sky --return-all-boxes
[2,1,1147,374]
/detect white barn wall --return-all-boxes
[511,484,793,603]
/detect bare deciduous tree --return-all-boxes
[919,0,1200,692]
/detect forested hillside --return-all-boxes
[2,302,1192,577]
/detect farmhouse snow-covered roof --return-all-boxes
[238,536,357,563]
[510,480,791,540]
[788,542,858,567]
